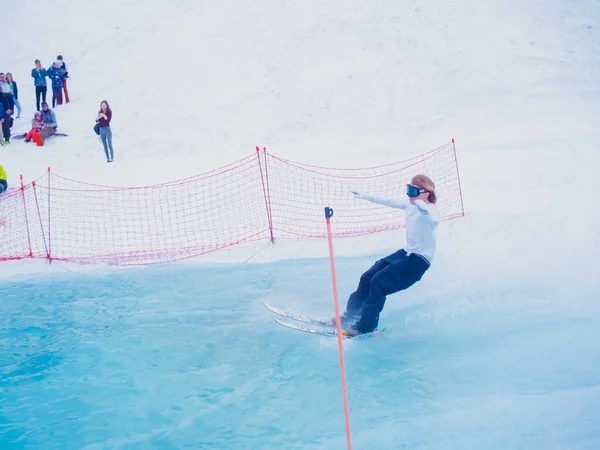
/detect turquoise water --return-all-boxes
[1,257,600,449]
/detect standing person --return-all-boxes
[56,55,70,103]
[0,113,4,147]
[5,73,21,118]
[1,108,13,145]
[335,175,441,337]
[96,100,114,162]
[31,60,48,111]
[0,73,14,115]
[47,61,66,108]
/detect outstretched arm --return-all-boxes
[414,199,441,223]
[351,190,408,210]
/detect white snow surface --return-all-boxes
[1,0,599,280]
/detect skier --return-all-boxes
[336,174,441,337]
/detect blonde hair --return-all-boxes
[411,174,437,204]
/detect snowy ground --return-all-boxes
[1,0,600,446]
[1,0,599,281]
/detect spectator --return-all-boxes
[31,60,48,111]
[56,55,70,103]
[5,73,21,118]
[96,100,114,162]
[24,111,45,146]
[2,108,13,145]
[0,163,6,194]
[38,101,58,145]
[0,73,14,115]
[47,61,67,108]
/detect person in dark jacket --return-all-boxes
[96,100,114,162]
[31,60,48,111]
[47,61,67,108]
[0,113,4,147]
[1,108,13,145]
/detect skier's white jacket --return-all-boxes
[355,192,441,264]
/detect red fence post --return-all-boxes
[262,147,274,243]
[47,167,52,261]
[452,138,465,217]
[31,180,50,261]
[256,146,275,243]
[20,175,33,258]
[324,206,353,450]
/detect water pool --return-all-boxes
[1,256,599,449]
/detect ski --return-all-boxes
[271,316,382,339]
[262,300,335,328]
[263,301,383,339]
[271,316,345,338]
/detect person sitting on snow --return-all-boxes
[24,111,45,146]
[38,101,58,145]
[0,163,7,194]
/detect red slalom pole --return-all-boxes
[324,206,352,450]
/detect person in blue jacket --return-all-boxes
[335,174,441,337]
[31,60,48,111]
[47,61,67,108]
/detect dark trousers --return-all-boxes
[2,122,11,141]
[35,86,47,111]
[52,88,63,108]
[0,180,7,193]
[346,249,430,333]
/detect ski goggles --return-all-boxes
[406,184,428,198]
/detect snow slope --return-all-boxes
[2,1,600,448]
[1,0,599,269]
